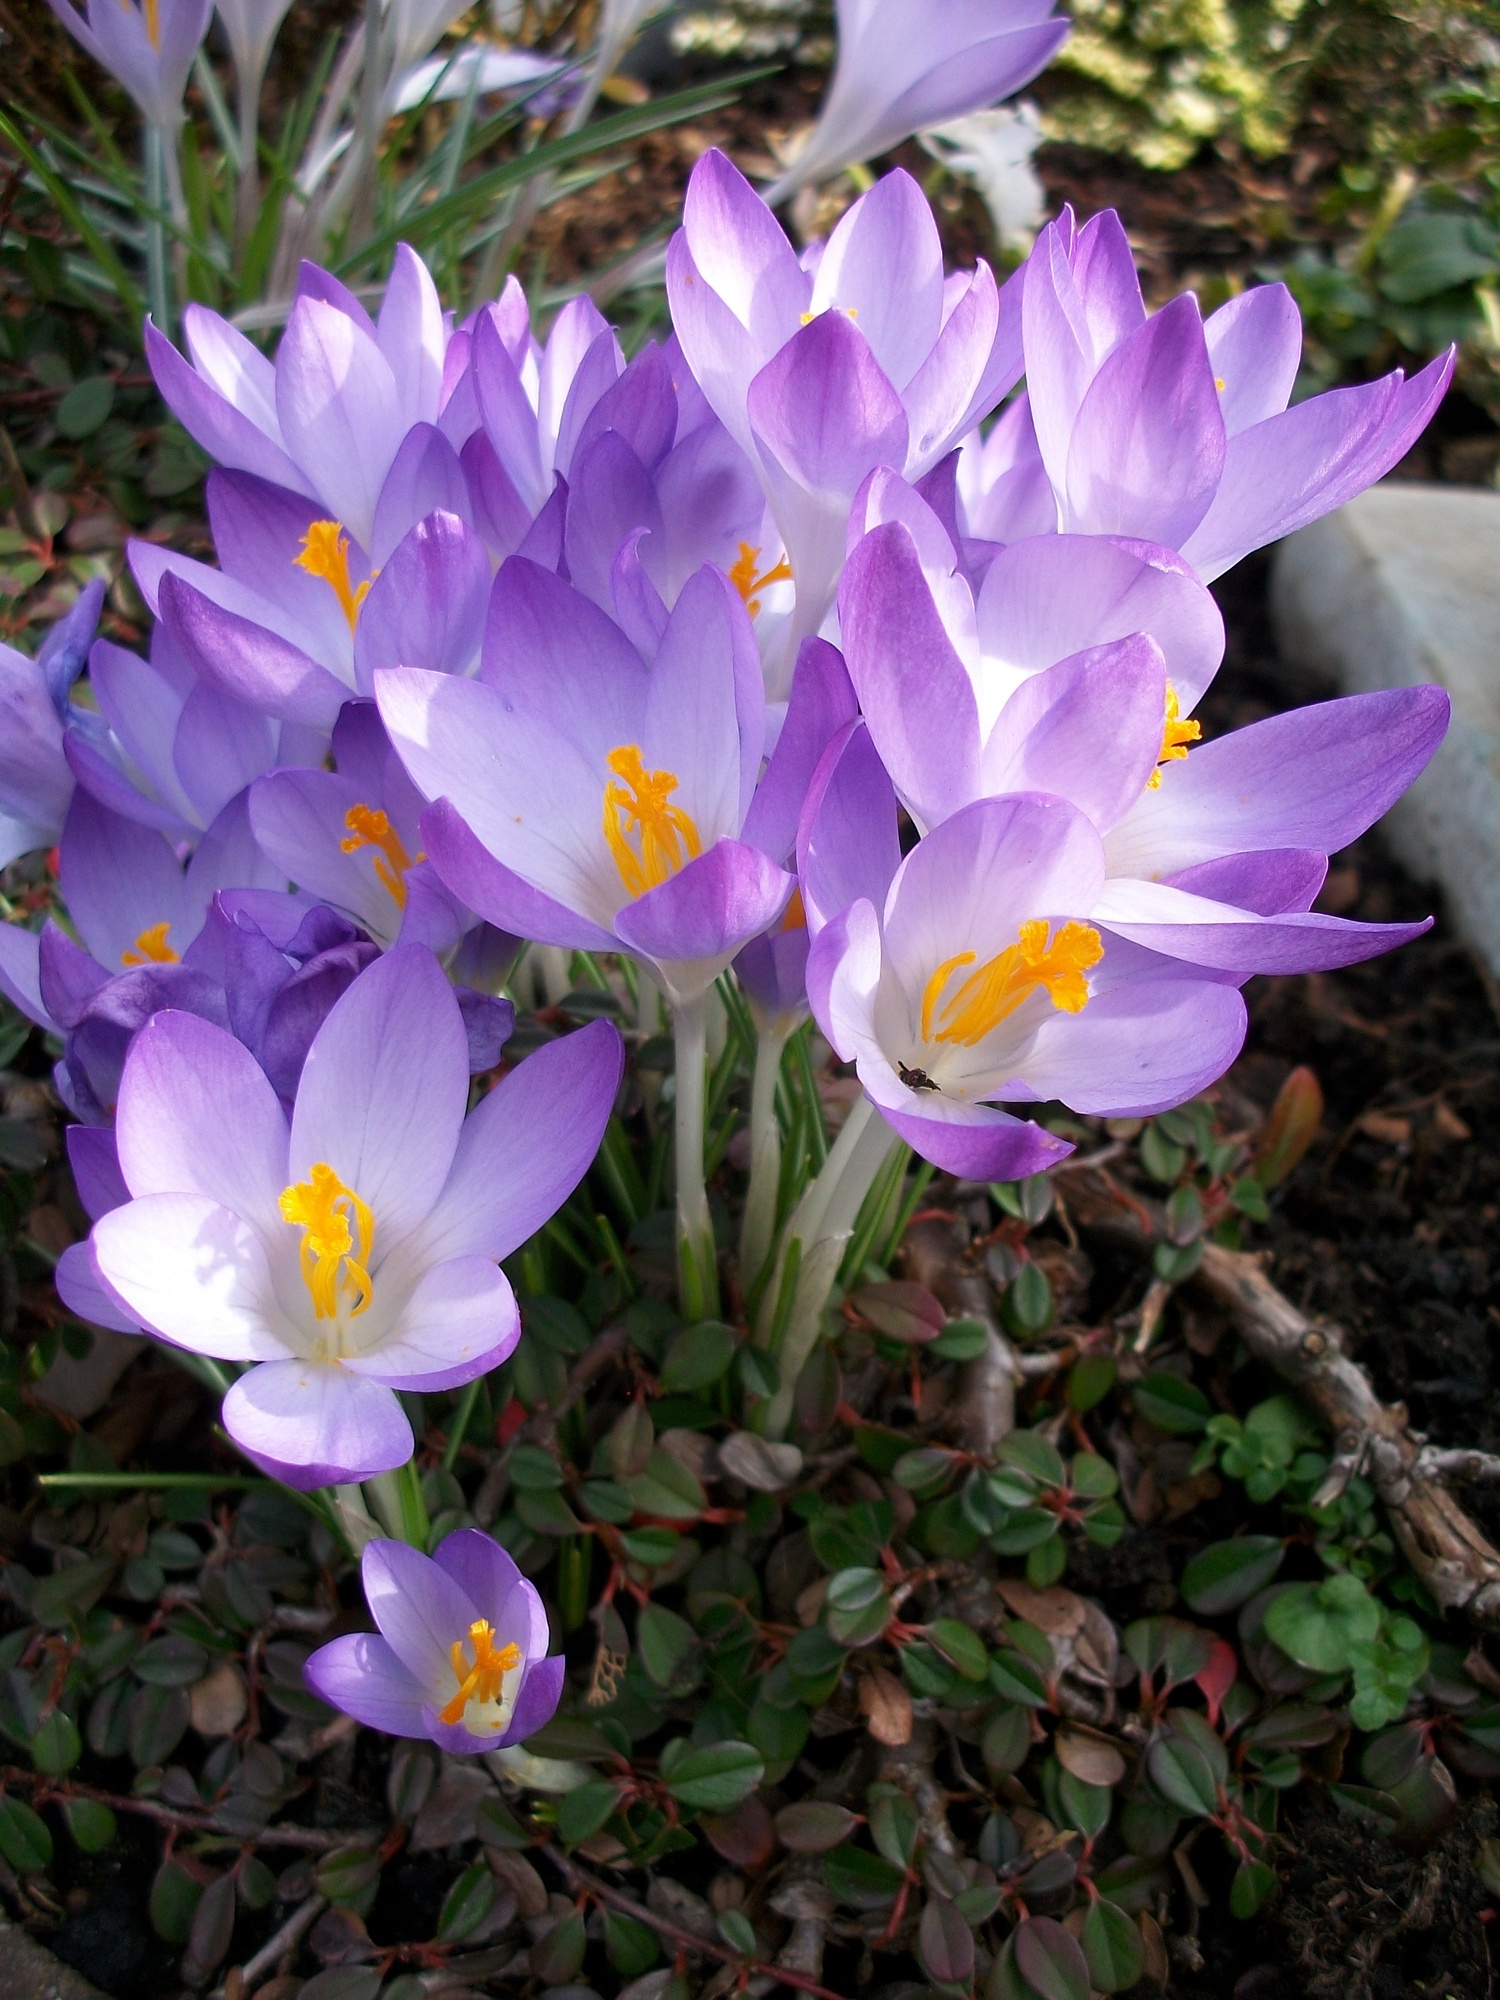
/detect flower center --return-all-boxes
[294,521,372,634]
[728,541,792,618]
[602,744,702,900]
[1148,684,1201,790]
[341,804,421,909]
[920,920,1103,1049]
[279,1162,374,1321]
[438,1620,522,1727]
[121,921,178,967]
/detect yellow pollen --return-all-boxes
[278,1162,374,1321]
[728,541,793,618]
[602,744,702,899]
[1214,376,1226,392]
[919,920,1104,1049]
[294,521,372,633]
[341,804,421,908]
[438,1621,522,1727]
[121,921,178,967]
[799,306,858,324]
[1148,684,1202,789]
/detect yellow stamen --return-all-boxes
[294,521,372,634]
[781,887,807,932]
[141,0,160,47]
[727,541,793,619]
[920,921,1103,1049]
[278,1162,374,1321]
[1214,376,1226,392]
[438,1621,522,1727]
[799,306,858,324]
[1148,684,1202,790]
[602,745,702,899]
[121,921,178,967]
[341,804,420,908]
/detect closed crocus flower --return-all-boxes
[88,946,622,1486]
[48,0,210,130]
[763,0,1069,205]
[304,1530,563,1752]
[667,151,1026,693]
[1013,207,1455,579]
[838,506,1449,978]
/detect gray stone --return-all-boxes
[0,1919,108,2000]
[1271,481,1500,974]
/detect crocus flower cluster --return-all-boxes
[0,117,1457,1744]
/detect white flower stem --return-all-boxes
[759,1097,899,1439]
[234,63,263,261]
[672,986,719,1322]
[363,1460,431,1550]
[739,1020,791,1293]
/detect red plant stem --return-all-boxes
[2,1766,349,1850]
[546,1848,848,2000]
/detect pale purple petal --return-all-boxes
[876,1095,1074,1180]
[354,510,490,690]
[377,243,445,435]
[1093,876,1432,972]
[363,1536,477,1685]
[158,574,349,728]
[797,720,902,935]
[275,297,402,551]
[613,838,793,975]
[981,635,1166,833]
[55,1241,140,1334]
[420,1017,624,1263]
[68,1123,129,1219]
[431,1528,523,1623]
[498,1654,565,1746]
[290,944,469,1245]
[741,637,858,864]
[345,1255,520,1390]
[145,321,312,496]
[1179,350,1455,582]
[225,1360,413,1488]
[115,1009,288,1228]
[368,424,472,571]
[303,1631,430,1736]
[1104,686,1450,878]
[0,924,53,1031]
[92,1193,288,1359]
[811,171,944,393]
[1013,965,1247,1115]
[1203,283,1301,435]
[1063,295,1226,545]
[416,798,621,954]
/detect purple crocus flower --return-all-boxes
[304,1530,563,1751]
[837,512,1450,976]
[762,0,1070,205]
[0,785,284,1036]
[48,0,210,130]
[1012,208,1455,578]
[146,249,449,547]
[801,741,1246,1178]
[0,580,105,867]
[66,618,317,841]
[131,481,490,734]
[250,702,472,951]
[89,946,622,1486]
[667,152,1025,692]
[377,559,795,1006]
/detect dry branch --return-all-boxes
[1064,1171,1500,1629]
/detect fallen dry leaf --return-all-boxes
[859,1664,913,1746]
[187,1660,247,1738]
[995,1578,1087,1637]
[1054,1724,1127,1788]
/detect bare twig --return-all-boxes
[1067,1172,1500,1627]
[1,1767,354,1850]
[222,1892,326,1992]
[545,1847,848,2000]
